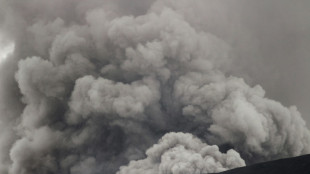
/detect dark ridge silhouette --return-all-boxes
[212,154,310,174]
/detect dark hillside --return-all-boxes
[213,154,310,174]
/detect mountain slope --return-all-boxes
[214,154,310,174]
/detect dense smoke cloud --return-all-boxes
[117,132,245,174]
[0,0,309,174]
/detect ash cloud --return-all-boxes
[117,132,245,174]
[0,0,309,174]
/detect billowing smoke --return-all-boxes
[0,0,309,174]
[117,132,245,174]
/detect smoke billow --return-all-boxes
[0,0,309,174]
[117,132,245,174]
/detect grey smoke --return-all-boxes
[0,0,309,174]
[117,132,245,174]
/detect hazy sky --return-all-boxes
[227,1,310,127]
[175,0,310,126]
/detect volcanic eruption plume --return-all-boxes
[0,0,309,174]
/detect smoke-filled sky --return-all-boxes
[0,0,310,174]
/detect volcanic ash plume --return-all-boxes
[117,132,245,174]
[0,0,309,174]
